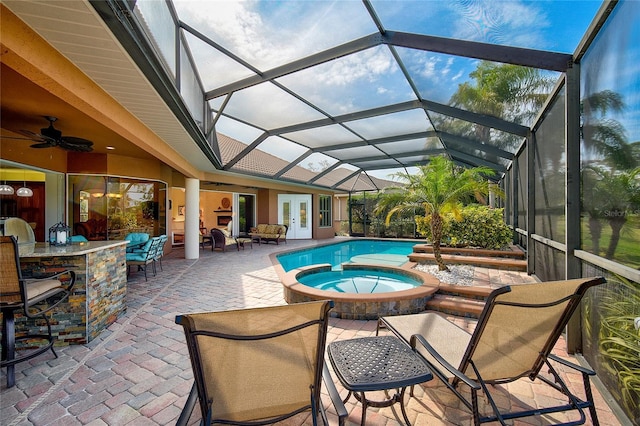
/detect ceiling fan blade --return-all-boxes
[59,140,94,152]
[21,118,94,152]
[61,136,94,146]
[19,129,45,141]
[30,142,55,149]
[0,135,40,141]
[19,129,57,144]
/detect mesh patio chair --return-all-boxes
[379,277,606,426]
[0,236,76,388]
[126,236,162,281]
[175,300,347,426]
[153,234,168,272]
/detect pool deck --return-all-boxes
[1,238,622,425]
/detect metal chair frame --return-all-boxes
[126,236,162,281]
[1,236,75,388]
[153,234,168,272]
[379,277,606,426]
[176,301,347,426]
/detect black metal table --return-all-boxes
[328,336,432,425]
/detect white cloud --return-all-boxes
[447,0,548,47]
[451,70,464,81]
[317,47,397,86]
[440,57,455,77]
[173,0,374,70]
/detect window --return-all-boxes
[319,195,331,227]
[68,175,167,240]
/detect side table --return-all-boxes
[200,235,212,250]
[328,335,432,425]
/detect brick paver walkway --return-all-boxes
[1,239,621,425]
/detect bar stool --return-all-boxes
[0,236,76,388]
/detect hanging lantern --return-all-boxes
[49,222,70,246]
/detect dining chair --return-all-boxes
[153,234,168,272]
[126,236,161,281]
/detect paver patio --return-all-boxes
[1,239,621,425]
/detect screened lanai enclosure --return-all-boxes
[16,0,638,422]
[96,1,639,422]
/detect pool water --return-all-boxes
[279,240,438,319]
[297,269,421,293]
[276,239,418,272]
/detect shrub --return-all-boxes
[108,211,138,230]
[415,205,512,249]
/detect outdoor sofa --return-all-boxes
[249,224,287,245]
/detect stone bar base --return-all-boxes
[7,241,128,347]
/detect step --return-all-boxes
[408,253,527,271]
[425,294,485,318]
[436,283,493,301]
[413,244,525,259]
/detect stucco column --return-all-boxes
[184,178,200,259]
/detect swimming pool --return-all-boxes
[275,239,440,320]
[276,239,417,272]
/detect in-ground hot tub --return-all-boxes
[280,263,439,320]
[298,266,422,293]
[274,239,440,319]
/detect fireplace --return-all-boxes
[217,216,232,227]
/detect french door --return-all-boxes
[278,194,312,239]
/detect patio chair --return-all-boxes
[0,236,76,388]
[124,232,150,253]
[210,227,239,252]
[126,236,161,281]
[153,234,168,272]
[175,300,347,426]
[2,217,35,242]
[379,276,606,426]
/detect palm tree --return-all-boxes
[581,90,636,170]
[442,61,555,154]
[377,156,498,271]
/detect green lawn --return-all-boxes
[581,215,640,269]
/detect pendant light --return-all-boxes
[16,170,33,197]
[0,181,14,195]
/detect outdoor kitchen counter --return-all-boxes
[17,240,128,345]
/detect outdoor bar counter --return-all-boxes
[17,240,128,345]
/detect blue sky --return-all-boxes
[170,0,621,179]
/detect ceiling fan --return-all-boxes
[17,116,94,152]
